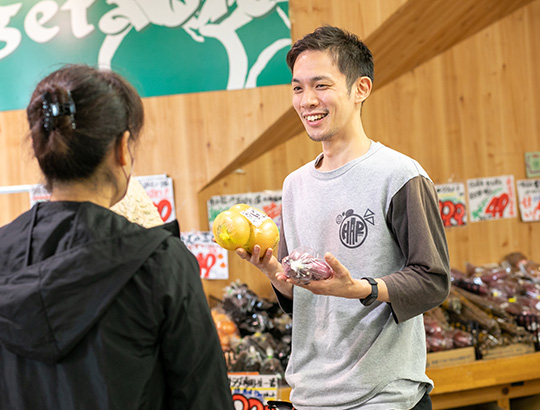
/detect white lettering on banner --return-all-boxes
[99,0,149,33]
[0,0,291,91]
[0,4,23,59]
[61,0,96,39]
[24,1,60,43]
[134,0,200,27]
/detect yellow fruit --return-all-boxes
[212,204,279,257]
[212,210,251,251]
[249,217,280,255]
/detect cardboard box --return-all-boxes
[481,343,536,360]
[426,346,476,369]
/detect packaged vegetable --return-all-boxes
[281,247,334,285]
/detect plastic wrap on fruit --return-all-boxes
[281,247,334,285]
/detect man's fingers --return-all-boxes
[324,252,342,274]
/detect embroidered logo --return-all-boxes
[336,209,375,248]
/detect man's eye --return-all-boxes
[316,84,328,89]
[293,86,302,93]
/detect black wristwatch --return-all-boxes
[359,277,378,306]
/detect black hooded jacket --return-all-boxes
[0,201,234,409]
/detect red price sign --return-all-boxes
[195,252,217,279]
[232,394,269,410]
[485,193,509,218]
[439,200,466,227]
[155,199,172,222]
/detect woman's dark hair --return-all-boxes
[286,25,374,92]
[26,64,144,187]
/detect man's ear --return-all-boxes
[354,76,372,104]
[115,130,131,166]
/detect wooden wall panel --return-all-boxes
[289,0,407,40]
[366,0,535,89]
[362,1,540,268]
[0,110,41,227]
[0,84,291,230]
[201,0,540,298]
[1,0,539,303]
[123,85,294,231]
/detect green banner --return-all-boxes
[0,0,292,112]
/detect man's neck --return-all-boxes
[317,133,372,171]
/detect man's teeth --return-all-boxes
[305,114,326,121]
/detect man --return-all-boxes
[237,26,450,409]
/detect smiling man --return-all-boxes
[236,26,451,410]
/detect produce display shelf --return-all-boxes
[428,351,540,409]
[276,352,540,409]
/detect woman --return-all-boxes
[0,65,234,409]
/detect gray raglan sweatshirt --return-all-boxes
[276,141,450,409]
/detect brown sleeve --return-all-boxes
[381,176,451,323]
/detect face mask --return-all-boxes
[120,144,134,200]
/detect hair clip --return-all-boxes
[41,90,77,134]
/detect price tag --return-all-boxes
[241,207,270,227]
[229,374,280,407]
[136,174,176,223]
[181,231,228,280]
[517,179,540,222]
[436,183,467,227]
[467,175,516,222]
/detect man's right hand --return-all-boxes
[236,245,294,299]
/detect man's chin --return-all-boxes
[307,132,333,142]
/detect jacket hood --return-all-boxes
[0,201,176,363]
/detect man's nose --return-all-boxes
[301,88,318,108]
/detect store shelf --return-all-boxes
[428,351,540,409]
[276,352,540,409]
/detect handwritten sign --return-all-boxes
[181,231,228,280]
[229,374,280,406]
[135,175,175,223]
[517,179,540,222]
[436,182,467,227]
[207,190,282,230]
[467,175,516,222]
[525,152,540,178]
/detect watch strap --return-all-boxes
[359,277,378,306]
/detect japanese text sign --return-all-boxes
[517,179,540,222]
[181,231,228,280]
[467,175,516,222]
[135,175,175,223]
[229,374,280,407]
[525,152,540,178]
[436,182,467,227]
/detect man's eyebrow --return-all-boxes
[292,75,332,83]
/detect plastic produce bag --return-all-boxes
[281,247,334,285]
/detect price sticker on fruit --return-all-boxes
[240,208,270,227]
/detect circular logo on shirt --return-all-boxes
[337,209,368,248]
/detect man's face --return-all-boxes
[291,50,357,142]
